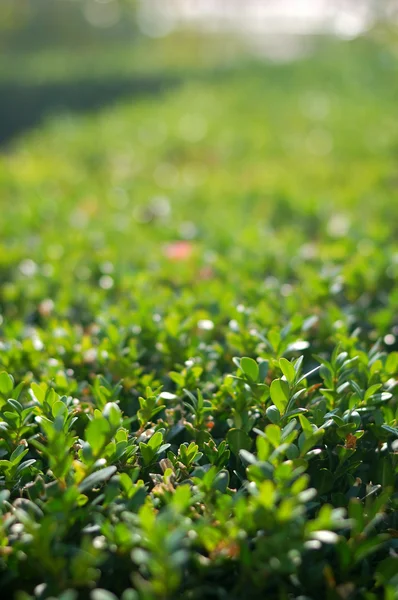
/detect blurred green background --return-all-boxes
[1,0,396,143]
[0,0,248,143]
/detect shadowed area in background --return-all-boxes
[0,76,181,145]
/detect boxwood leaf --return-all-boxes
[240,357,259,382]
[270,379,290,413]
[78,466,117,492]
[279,358,295,385]
[0,372,14,397]
[227,428,252,455]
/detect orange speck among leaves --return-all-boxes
[164,241,193,261]
[345,433,357,449]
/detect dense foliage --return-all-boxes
[0,36,397,599]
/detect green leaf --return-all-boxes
[85,418,112,455]
[30,382,46,404]
[7,399,22,413]
[281,418,297,441]
[385,352,398,375]
[258,360,269,381]
[270,379,289,414]
[299,414,313,438]
[103,402,122,429]
[240,357,259,382]
[78,466,117,492]
[52,400,68,418]
[10,445,28,464]
[349,499,364,535]
[232,357,241,370]
[139,442,154,466]
[15,459,36,475]
[148,431,163,451]
[239,449,257,465]
[300,429,325,456]
[375,556,398,585]
[4,411,19,424]
[279,358,295,385]
[213,470,229,493]
[381,424,398,438]
[0,372,14,397]
[266,405,281,424]
[227,428,252,456]
[364,383,382,402]
[354,534,389,563]
[0,460,12,472]
[265,424,281,448]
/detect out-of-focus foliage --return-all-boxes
[0,0,138,49]
[0,0,243,84]
[0,31,397,600]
